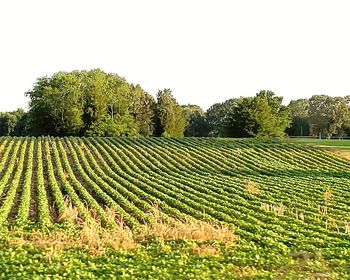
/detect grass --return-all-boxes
[289,137,350,150]
[10,205,238,253]
[289,137,350,161]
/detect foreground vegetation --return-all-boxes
[0,136,349,278]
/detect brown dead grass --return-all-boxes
[8,222,137,257]
[140,218,237,247]
[192,244,222,256]
[323,189,333,203]
[325,218,340,232]
[57,199,80,223]
[345,222,350,235]
[327,149,350,161]
[245,181,262,196]
[318,205,328,216]
[139,207,238,247]
[276,251,332,280]
[261,202,286,216]
[8,205,237,257]
[292,209,305,222]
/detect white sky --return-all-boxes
[1,0,350,112]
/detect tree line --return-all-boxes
[1,69,349,138]
[287,95,350,138]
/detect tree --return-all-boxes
[326,96,350,137]
[286,99,310,136]
[206,92,290,138]
[308,95,350,138]
[221,91,290,138]
[206,99,240,137]
[0,109,27,136]
[25,69,155,137]
[83,70,138,136]
[225,97,252,137]
[182,105,208,137]
[154,89,186,137]
[26,72,84,136]
[129,84,155,136]
[0,113,17,136]
[307,95,329,137]
[243,91,290,137]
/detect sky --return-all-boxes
[1,0,350,112]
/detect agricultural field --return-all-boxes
[0,136,349,279]
[289,138,350,151]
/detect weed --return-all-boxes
[245,181,262,196]
[261,202,285,216]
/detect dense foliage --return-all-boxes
[182,105,208,137]
[206,91,290,137]
[25,70,155,137]
[0,70,292,138]
[0,109,27,136]
[287,95,350,138]
[4,69,350,138]
[153,89,186,137]
[286,99,310,136]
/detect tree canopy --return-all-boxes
[25,69,155,137]
[206,91,290,137]
[182,105,208,137]
[0,109,27,136]
[6,68,350,139]
[287,95,350,138]
[154,89,186,137]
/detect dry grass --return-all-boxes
[325,219,340,232]
[275,251,333,280]
[323,189,333,203]
[57,199,80,223]
[318,205,328,216]
[327,149,350,161]
[8,205,237,257]
[139,208,238,247]
[261,202,286,216]
[192,244,222,256]
[345,222,350,235]
[311,273,330,280]
[245,181,262,196]
[8,222,137,257]
[79,222,137,254]
[293,209,305,222]
[233,148,241,156]
[140,218,237,247]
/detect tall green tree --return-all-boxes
[206,99,240,137]
[82,70,138,136]
[25,69,155,137]
[286,99,310,136]
[217,91,290,138]
[129,84,155,136]
[307,95,329,137]
[243,91,290,137]
[0,109,27,136]
[154,89,186,137]
[308,95,350,138]
[26,72,84,136]
[0,112,17,135]
[182,105,208,137]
